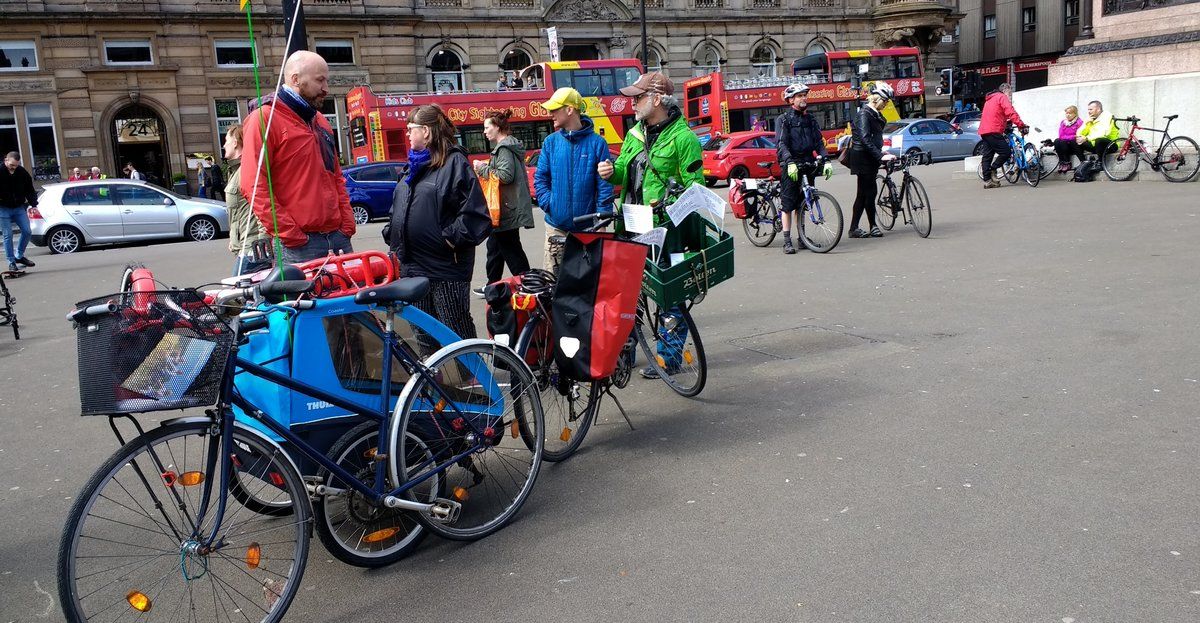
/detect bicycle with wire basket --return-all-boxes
[876,149,933,237]
[739,159,844,252]
[58,274,545,622]
[1102,115,1200,183]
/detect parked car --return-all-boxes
[30,179,229,254]
[342,161,408,224]
[881,118,983,162]
[702,131,780,185]
[950,110,982,125]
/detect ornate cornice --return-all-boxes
[1063,30,1200,56]
[544,0,633,21]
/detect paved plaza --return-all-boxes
[1,163,1198,622]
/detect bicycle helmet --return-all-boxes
[868,82,894,101]
[782,83,810,101]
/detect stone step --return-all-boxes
[953,155,1198,182]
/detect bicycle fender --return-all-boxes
[159,415,305,489]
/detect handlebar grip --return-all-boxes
[258,280,315,299]
[67,302,117,323]
[572,212,606,225]
[240,315,270,332]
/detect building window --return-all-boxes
[692,43,721,77]
[0,106,18,156]
[806,39,831,56]
[430,48,464,92]
[315,39,354,65]
[25,103,60,181]
[215,99,241,150]
[0,41,37,72]
[104,39,153,65]
[750,44,778,78]
[1023,7,1037,32]
[984,15,997,39]
[215,40,254,68]
[1066,0,1080,24]
[640,47,664,73]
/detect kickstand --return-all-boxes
[602,387,635,430]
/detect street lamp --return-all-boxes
[640,0,648,69]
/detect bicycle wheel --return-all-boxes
[1103,138,1140,181]
[392,339,543,541]
[514,314,599,462]
[1038,150,1059,180]
[875,175,896,231]
[742,197,778,247]
[1158,136,1200,183]
[904,177,933,238]
[58,422,310,623]
[313,422,430,567]
[1022,145,1041,188]
[798,190,843,253]
[635,295,707,397]
[1003,158,1020,184]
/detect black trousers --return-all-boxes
[849,171,878,231]
[1081,138,1114,159]
[1054,139,1083,168]
[980,133,1012,176]
[411,280,477,354]
[485,228,531,284]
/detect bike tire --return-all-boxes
[313,422,430,568]
[742,197,779,248]
[1159,136,1200,183]
[514,313,599,462]
[58,421,310,623]
[1022,145,1041,188]
[1038,150,1060,180]
[905,177,933,238]
[391,339,543,541]
[798,190,844,253]
[635,295,707,398]
[1003,158,1020,184]
[1102,138,1140,181]
[875,175,896,231]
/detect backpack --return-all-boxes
[1073,159,1101,183]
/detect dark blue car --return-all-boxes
[342,161,408,225]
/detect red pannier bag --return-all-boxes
[728,178,757,219]
[552,233,649,381]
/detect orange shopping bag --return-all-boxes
[479,173,501,227]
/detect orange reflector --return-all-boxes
[364,527,401,543]
[434,399,447,415]
[126,590,151,613]
[178,471,205,487]
[683,350,694,365]
[560,427,572,442]
[453,486,469,501]
[655,355,666,368]
[511,420,519,439]
[245,542,261,569]
[363,447,378,460]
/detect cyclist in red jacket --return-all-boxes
[977,83,1027,189]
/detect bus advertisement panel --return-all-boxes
[347,59,643,165]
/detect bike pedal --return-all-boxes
[428,499,463,523]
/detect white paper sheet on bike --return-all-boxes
[119,333,217,410]
[622,203,654,234]
[668,184,726,228]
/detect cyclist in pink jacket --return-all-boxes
[977,83,1027,188]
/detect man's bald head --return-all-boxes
[283,50,330,109]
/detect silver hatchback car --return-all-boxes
[31,180,229,254]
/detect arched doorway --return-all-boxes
[561,43,602,61]
[111,103,170,185]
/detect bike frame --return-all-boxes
[1117,117,1174,162]
[185,301,500,548]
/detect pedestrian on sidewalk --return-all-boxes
[0,152,37,273]
[224,124,271,276]
[977,83,1027,189]
[533,87,614,270]
[472,110,533,296]
[386,104,491,341]
[205,156,225,202]
[844,84,896,239]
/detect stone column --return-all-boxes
[1078,0,1095,39]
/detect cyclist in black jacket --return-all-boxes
[775,83,830,254]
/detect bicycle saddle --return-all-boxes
[354,277,430,305]
[1165,114,1179,121]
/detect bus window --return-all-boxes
[509,121,554,150]
[831,59,859,83]
[384,130,406,159]
[865,58,896,81]
[896,55,920,78]
[791,52,828,79]
[349,117,367,148]
[614,67,640,92]
[458,128,490,155]
[553,67,643,96]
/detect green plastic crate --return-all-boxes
[642,228,735,308]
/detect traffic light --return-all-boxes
[952,68,966,96]
[937,69,951,96]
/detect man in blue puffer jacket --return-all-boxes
[534,87,614,269]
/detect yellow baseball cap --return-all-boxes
[541,87,584,111]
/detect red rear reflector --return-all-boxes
[268,472,285,487]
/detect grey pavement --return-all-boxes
[1,163,1198,622]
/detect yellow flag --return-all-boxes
[240,0,249,9]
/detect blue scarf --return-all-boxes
[405,149,431,185]
[276,86,317,125]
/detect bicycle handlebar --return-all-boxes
[572,211,618,231]
[66,302,117,323]
[1116,116,1140,124]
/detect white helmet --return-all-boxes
[782,83,810,101]
[869,81,894,101]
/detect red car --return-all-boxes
[701,131,780,185]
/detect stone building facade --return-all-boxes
[0,0,954,187]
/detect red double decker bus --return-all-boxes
[347,58,643,164]
[683,47,925,152]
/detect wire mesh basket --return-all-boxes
[72,290,234,416]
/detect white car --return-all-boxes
[30,180,229,254]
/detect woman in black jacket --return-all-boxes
[845,83,897,239]
[388,104,492,339]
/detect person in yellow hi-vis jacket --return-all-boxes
[1076,100,1120,159]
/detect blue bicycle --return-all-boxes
[58,269,545,621]
[977,125,1045,187]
